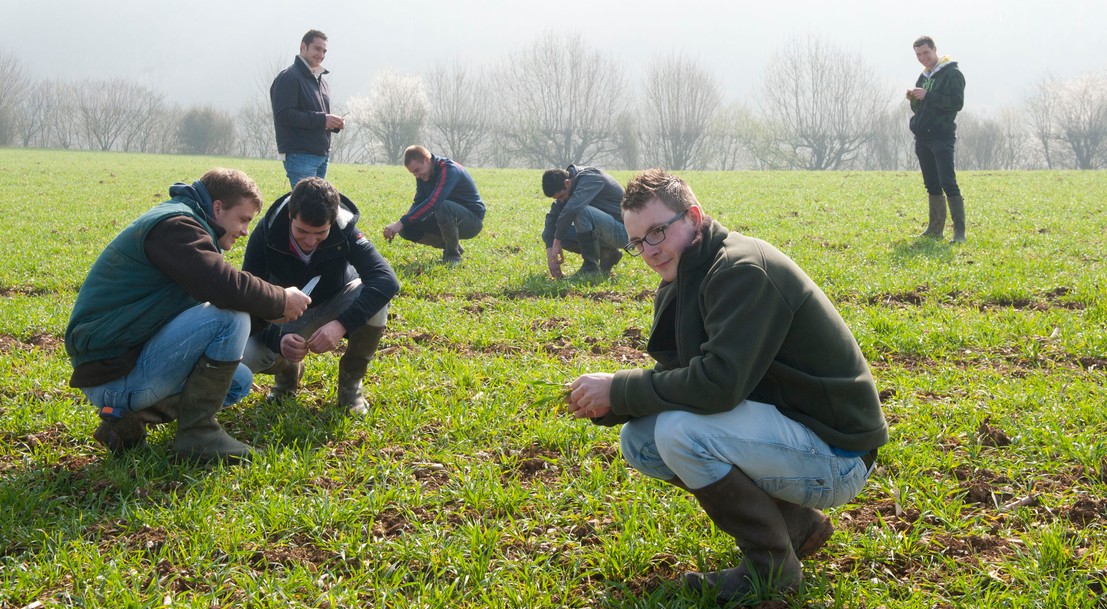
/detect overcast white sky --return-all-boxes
[5,0,1106,115]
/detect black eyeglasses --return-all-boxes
[624,209,688,256]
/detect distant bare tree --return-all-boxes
[177,106,236,155]
[757,35,891,170]
[349,70,428,165]
[236,56,284,159]
[425,62,490,166]
[995,108,1034,169]
[1025,77,1058,169]
[15,80,56,148]
[956,112,1005,170]
[75,78,164,151]
[237,99,277,159]
[1026,72,1107,169]
[494,31,627,168]
[50,82,81,149]
[859,103,914,170]
[326,101,365,164]
[706,102,758,170]
[1053,72,1107,169]
[641,53,721,170]
[612,111,642,170]
[119,86,167,152]
[0,48,31,145]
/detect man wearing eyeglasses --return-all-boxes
[540,165,628,278]
[565,169,887,603]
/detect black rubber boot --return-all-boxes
[437,216,463,265]
[337,324,386,415]
[666,476,833,560]
[573,231,602,276]
[683,467,803,604]
[173,357,252,463]
[265,356,304,401]
[599,248,623,275]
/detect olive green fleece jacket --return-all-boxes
[603,220,888,453]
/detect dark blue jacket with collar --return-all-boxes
[270,56,333,155]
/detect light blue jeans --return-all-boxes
[283,153,329,188]
[620,400,873,509]
[80,304,254,413]
[565,206,628,251]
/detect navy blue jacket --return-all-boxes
[243,192,400,352]
[403,155,486,226]
[270,56,333,155]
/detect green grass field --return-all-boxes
[1,149,1105,608]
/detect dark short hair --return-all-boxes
[288,177,339,226]
[622,168,700,215]
[403,145,431,166]
[542,169,570,197]
[302,29,327,47]
[913,36,936,50]
[199,168,263,211]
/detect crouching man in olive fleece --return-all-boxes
[567,169,888,604]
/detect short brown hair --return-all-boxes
[913,36,936,50]
[622,168,700,215]
[403,145,431,166]
[199,168,263,211]
[302,29,327,47]
[288,177,340,226]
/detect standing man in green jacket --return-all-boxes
[909,35,967,243]
[65,169,311,462]
[566,169,888,604]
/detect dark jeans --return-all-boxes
[915,137,960,198]
[400,200,483,251]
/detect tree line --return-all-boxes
[1,34,1104,170]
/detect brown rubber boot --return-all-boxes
[93,407,148,454]
[948,195,966,243]
[776,500,834,558]
[265,356,304,401]
[173,357,252,463]
[93,394,182,454]
[337,324,386,415]
[683,467,803,603]
[919,194,947,238]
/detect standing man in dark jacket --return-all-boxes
[567,170,888,604]
[541,165,628,278]
[66,169,312,462]
[243,178,400,415]
[383,145,486,266]
[271,29,345,188]
[909,35,967,243]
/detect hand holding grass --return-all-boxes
[568,373,614,420]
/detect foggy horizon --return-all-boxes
[5,0,1107,116]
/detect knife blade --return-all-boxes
[302,275,321,296]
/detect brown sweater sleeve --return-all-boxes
[145,216,286,321]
